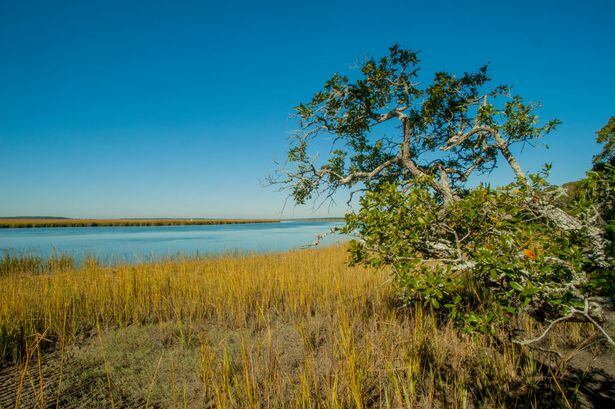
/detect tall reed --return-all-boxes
[0,245,577,407]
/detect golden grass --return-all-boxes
[0,246,572,408]
[0,218,279,228]
[0,253,76,277]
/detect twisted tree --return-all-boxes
[272,45,614,344]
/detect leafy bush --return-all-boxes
[343,174,613,338]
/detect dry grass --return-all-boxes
[0,218,278,228]
[0,246,579,408]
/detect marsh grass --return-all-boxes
[0,246,592,407]
[0,253,75,277]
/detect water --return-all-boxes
[0,221,345,263]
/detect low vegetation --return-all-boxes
[0,245,608,408]
[0,218,279,228]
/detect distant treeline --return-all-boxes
[286,217,345,222]
[0,218,280,228]
[0,216,69,220]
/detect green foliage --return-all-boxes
[566,121,615,297]
[573,164,615,249]
[569,164,615,299]
[342,177,610,333]
[280,44,558,204]
[280,45,613,343]
[593,116,615,167]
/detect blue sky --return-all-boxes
[0,0,613,218]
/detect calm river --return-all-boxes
[0,221,344,262]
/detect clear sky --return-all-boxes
[1,0,613,218]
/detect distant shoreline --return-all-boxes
[0,218,281,228]
[0,217,345,229]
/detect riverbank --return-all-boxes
[0,245,610,407]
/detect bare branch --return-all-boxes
[515,300,615,347]
[302,226,343,248]
[441,126,495,151]
[401,118,457,203]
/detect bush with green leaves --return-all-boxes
[273,46,614,345]
[344,175,612,338]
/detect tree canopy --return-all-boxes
[593,116,615,168]
[279,44,559,206]
[275,45,614,346]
